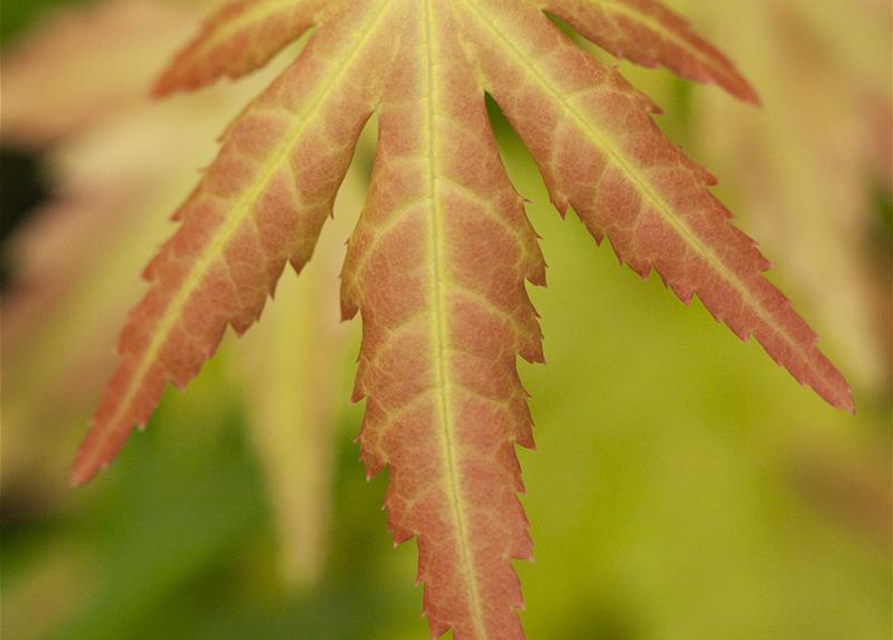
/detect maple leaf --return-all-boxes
[70,0,854,637]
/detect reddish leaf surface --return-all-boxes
[71,0,853,637]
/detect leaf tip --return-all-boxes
[149,64,188,99]
[69,454,101,488]
[68,470,89,489]
[149,80,173,100]
[836,388,856,415]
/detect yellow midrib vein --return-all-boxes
[85,0,394,466]
[460,0,823,383]
[423,0,488,636]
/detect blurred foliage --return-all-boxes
[0,0,79,42]
[1,1,890,640]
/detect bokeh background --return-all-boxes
[2,1,891,639]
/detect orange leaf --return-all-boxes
[70,0,854,637]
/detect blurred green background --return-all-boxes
[2,1,890,639]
